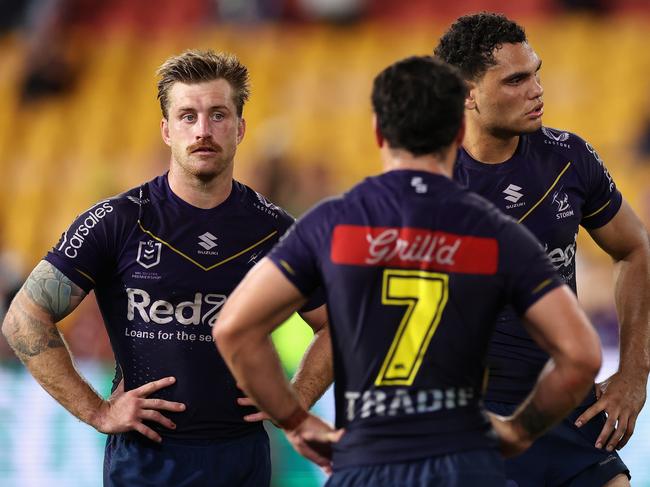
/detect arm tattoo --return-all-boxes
[5,300,66,359]
[3,261,87,362]
[518,401,553,439]
[23,261,86,321]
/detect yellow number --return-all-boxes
[375,269,449,386]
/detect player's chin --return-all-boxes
[191,159,231,180]
[518,117,543,134]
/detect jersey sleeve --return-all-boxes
[498,218,564,315]
[43,198,131,292]
[268,202,331,298]
[577,138,622,229]
[273,204,326,311]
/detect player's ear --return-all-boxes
[161,118,171,146]
[237,117,246,145]
[465,81,477,111]
[373,114,384,148]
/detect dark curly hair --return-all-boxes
[434,12,526,80]
[371,56,466,156]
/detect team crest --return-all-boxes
[551,188,574,220]
[137,240,162,269]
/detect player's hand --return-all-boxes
[574,372,647,451]
[91,376,186,443]
[237,396,271,422]
[285,413,344,474]
[487,412,533,458]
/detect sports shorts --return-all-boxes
[103,429,270,487]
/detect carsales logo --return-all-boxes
[59,201,114,258]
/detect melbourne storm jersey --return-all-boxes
[455,127,622,404]
[268,170,562,468]
[45,174,298,440]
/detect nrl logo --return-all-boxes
[137,240,162,269]
[542,127,570,142]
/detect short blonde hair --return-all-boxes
[157,49,250,119]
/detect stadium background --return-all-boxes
[1,0,649,485]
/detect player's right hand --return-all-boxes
[487,412,533,458]
[91,376,186,442]
[285,413,344,474]
[237,396,271,422]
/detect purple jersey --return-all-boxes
[45,174,300,440]
[455,127,622,404]
[269,170,562,468]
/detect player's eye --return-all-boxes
[181,113,196,122]
[211,112,224,121]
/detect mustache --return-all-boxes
[187,140,221,153]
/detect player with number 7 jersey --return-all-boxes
[268,169,565,468]
[214,56,601,486]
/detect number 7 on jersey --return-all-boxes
[375,269,449,386]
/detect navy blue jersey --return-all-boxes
[455,127,622,404]
[45,174,300,440]
[269,170,562,468]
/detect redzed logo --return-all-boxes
[331,225,498,274]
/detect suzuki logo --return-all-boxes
[410,176,428,194]
[198,232,218,250]
[503,184,524,203]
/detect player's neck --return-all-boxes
[462,123,519,164]
[167,164,234,209]
[381,146,453,178]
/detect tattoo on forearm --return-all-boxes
[5,299,66,360]
[518,402,553,439]
[24,261,85,321]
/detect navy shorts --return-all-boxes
[486,398,629,487]
[103,429,270,487]
[325,449,506,487]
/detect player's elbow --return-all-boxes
[1,301,20,345]
[212,311,237,357]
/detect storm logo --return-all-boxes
[551,190,571,212]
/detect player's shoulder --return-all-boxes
[458,187,515,227]
[234,180,295,229]
[70,180,150,229]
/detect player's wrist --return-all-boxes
[86,397,109,431]
[277,405,309,431]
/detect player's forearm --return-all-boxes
[291,326,334,410]
[1,292,105,427]
[613,246,650,377]
[512,357,598,443]
[220,330,305,425]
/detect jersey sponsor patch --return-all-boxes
[331,225,498,274]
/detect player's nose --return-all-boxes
[194,114,211,139]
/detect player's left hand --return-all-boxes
[574,371,647,451]
[285,413,344,474]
